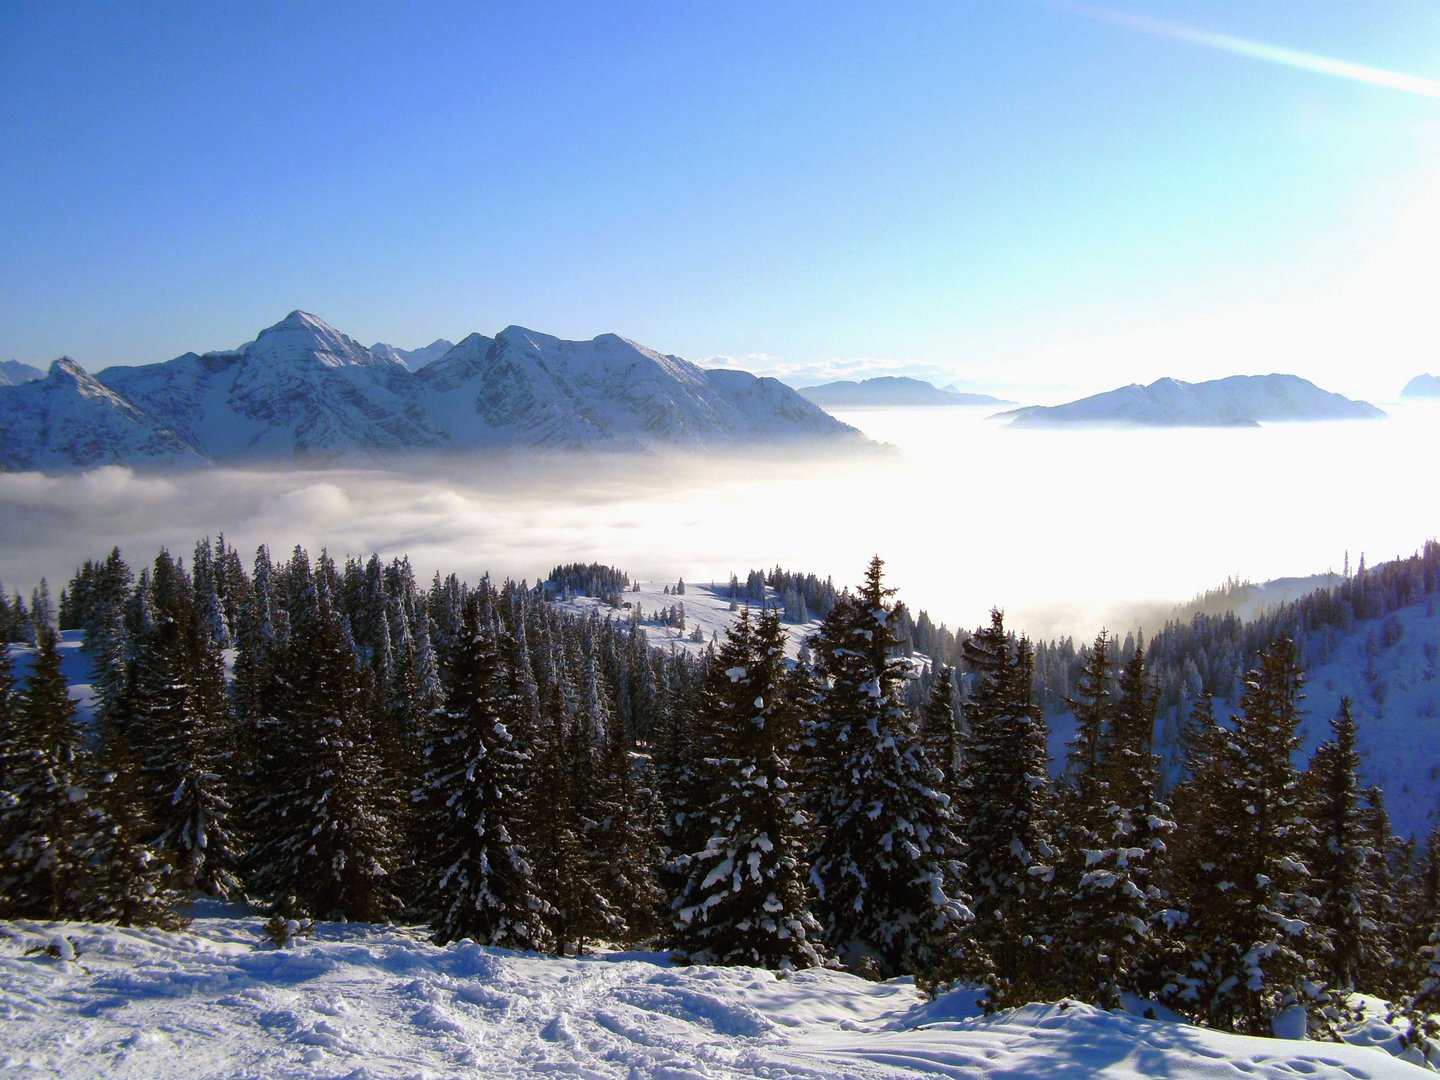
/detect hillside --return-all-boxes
[1023,544,1440,837]
[0,906,1425,1079]
[798,376,1011,408]
[0,312,862,470]
[1002,374,1385,428]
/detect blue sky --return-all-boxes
[3,1,1437,398]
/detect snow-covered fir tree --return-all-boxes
[252,553,398,921]
[808,559,972,979]
[89,723,188,929]
[674,607,826,969]
[0,627,93,918]
[118,550,243,897]
[1166,636,1319,1034]
[1054,635,1170,1007]
[1304,698,1383,1004]
[954,609,1057,1007]
[420,591,548,947]
[919,663,960,799]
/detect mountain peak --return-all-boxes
[50,356,91,381]
[1401,373,1440,399]
[248,311,382,369]
[276,310,329,332]
[1007,372,1383,428]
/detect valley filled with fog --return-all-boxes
[1,402,1434,642]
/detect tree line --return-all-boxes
[0,544,1438,1049]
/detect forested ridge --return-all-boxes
[2,541,1440,1050]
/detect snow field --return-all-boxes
[0,906,1430,1079]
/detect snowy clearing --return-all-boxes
[551,581,826,660]
[0,905,1429,1079]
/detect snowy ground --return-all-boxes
[0,905,1431,1079]
[552,581,827,660]
[7,628,99,717]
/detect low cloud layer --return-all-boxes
[3,406,1435,645]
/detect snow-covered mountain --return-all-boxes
[369,337,455,371]
[0,359,44,387]
[0,312,861,470]
[1401,373,1440,399]
[1002,374,1385,428]
[799,376,1012,408]
[0,358,204,471]
[416,326,848,452]
[97,311,442,464]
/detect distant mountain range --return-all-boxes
[999,374,1384,428]
[1401,373,1440,399]
[0,312,862,471]
[798,376,1011,408]
[0,360,43,387]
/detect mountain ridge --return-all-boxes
[1000,374,1384,428]
[0,312,862,470]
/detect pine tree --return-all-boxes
[674,608,826,968]
[586,711,665,947]
[120,551,243,897]
[1305,699,1383,1000]
[1167,636,1318,1034]
[1353,787,1404,997]
[0,628,93,918]
[419,593,548,947]
[0,641,22,905]
[656,648,720,933]
[524,618,596,952]
[249,555,397,920]
[1055,636,1171,1007]
[90,726,188,929]
[81,548,134,723]
[809,559,971,979]
[954,610,1057,1007]
[919,663,960,798]
[1054,631,1117,1002]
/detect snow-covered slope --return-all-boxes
[800,376,1011,408]
[0,360,43,387]
[1402,374,1440,399]
[369,338,455,371]
[0,906,1426,1079]
[1044,588,1440,839]
[1004,374,1385,428]
[0,359,203,471]
[0,313,861,470]
[553,581,823,659]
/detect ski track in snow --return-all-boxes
[0,906,1429,1079]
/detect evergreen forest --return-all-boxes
[2,539,1440,1049]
